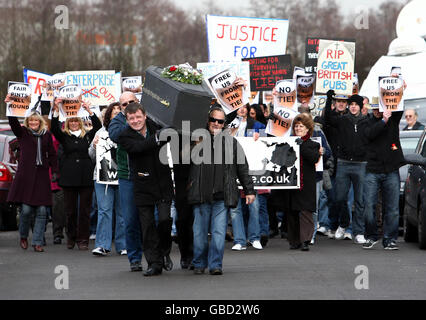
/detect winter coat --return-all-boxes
[271,137,320,212]
[51,114,101,188]
[364,111,405,174]
[118,118,174,206]
[7,117,58,206]
[186,130,255,208]
[108,112,131,180]
[402,121,425,131]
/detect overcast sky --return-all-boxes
[172,0,408,14]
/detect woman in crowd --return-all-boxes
[51,99,102,250]
[5,95,58,252]
[249,104,267,126]
[89,102,126,256]
[272,113,322,251]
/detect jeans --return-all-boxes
[94,183,126,252]
[334,160,366,236]
[230,197,260,245]
[364,171,400,245]
[118,178,142,264]
[258,194,269,237]
[19,204,47,246]
[192,201,227,271]
[171,200,177,236]
[311,181,321,240]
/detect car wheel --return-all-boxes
[418,200,426,249]
[403,209,418,243]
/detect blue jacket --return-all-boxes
[108,112,131,180]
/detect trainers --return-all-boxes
[354,235,367,244]
[130,261,142,272]
[317,226,327,235]
[92,247,108,256]
[250,240,263,250]
[344,232,353,240]
[334,227,346,240]
[327,231,335,239]
[120,250,127,255]
[232,243,247,251]
[384,241,399,250]
[362,239,379,249]
[89,234,96,240]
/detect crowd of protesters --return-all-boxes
[3,71,419,276]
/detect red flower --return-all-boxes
[169,66,177,72]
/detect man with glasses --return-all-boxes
[402,109,425,131]
[108,92,143,272]
[187,105,255,275]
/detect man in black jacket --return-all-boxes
[187,105,255,275]
[324,92,368,244]
[362,101,405,250]
[118,102,174,276]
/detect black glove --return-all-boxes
[327,90,335,100]
[296,138,303,145]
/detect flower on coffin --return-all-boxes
[162,62,203,85]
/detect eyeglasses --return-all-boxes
[405,115,413,118]
[209,117,225,124]
[121,100,135,107]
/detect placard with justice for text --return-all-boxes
[235,136,300,189]
[206,15,289,62]
[206,69,249,114]
[315,40,355,95]
[6,82,33,117]
[243,54,292,91]
[64,70,121,106]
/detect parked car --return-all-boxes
[403,128,426,249]
[0,120,19,231]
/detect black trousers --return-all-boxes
[138,201,172,269]
[52,190,65,238]
[175,198,193,264]
[287,210,314,246]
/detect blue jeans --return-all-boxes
[192,201,227,271]
[94,183,126,252]
[334,160,366,236]
[19,204,47,246]
[118,178,142,264]
[364,171,400,245]
[258,194,269,237]
[230,197,260,245]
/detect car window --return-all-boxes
[400,137,420,155]
[421,138,426,158]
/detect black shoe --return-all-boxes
[143,267,162,277]
[189,262,195,270]
[163,255,173,271]
[301,241,310,251]
[130,261,142,272]
[281,231,288,239]
[260,235,269,247]
[194,268,205,275]
[209,268,223,275]
[225,231,234,242]
[384,241,399,250]
[290,243,301,250]
[53,237,62,245]
[180,260,189,269]
[269,229,279,238]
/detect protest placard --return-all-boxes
[65,70,121,106]
[296,73,315,107]
[56,84,83,118]
[262,91,273,105]
[265,106,298,137]
[96,130,118,185]
[305,37,355,73]
[23,69,52,102]
[352,73,359,95]
[311,137,323,172]
[122,76,142,93]
[206,15,289,62]
[378,76,404,112]
[207,69,248,114]
[236,136,300,189]
[248,91,259,104]
[273,79,297,111]
[6,82,33,117]
[316,40,355,95]
[310,95,327,118]
[243,54,292,91]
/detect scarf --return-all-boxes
[70,129,82,138]
[29,128,46,166]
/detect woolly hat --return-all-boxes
[348,94,364,109]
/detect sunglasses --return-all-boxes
[405,115,413,118]
[209,117,225,124]
[121,100,135,107]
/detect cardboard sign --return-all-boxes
[248,91,260,104]
[378,76,404,112]
[310,95,327,118]
[6,82,33,117]
[206,15,289,62]
[243,54,292,91]
[265,106,298,137]
[316,40,355,95]
[96,130,118,185]
[305,37,355,73]
[296,73,315,107]
[352,73,359,95]
[311,137,323,172]
[56,84,83,118]
[122,76,142,93]
[262,91,273,105]
[273,79,297,111]
[207,69,248,114]
[236,136,300,189]
[65,70,121,106]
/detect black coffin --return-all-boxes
[142,66,214,133]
